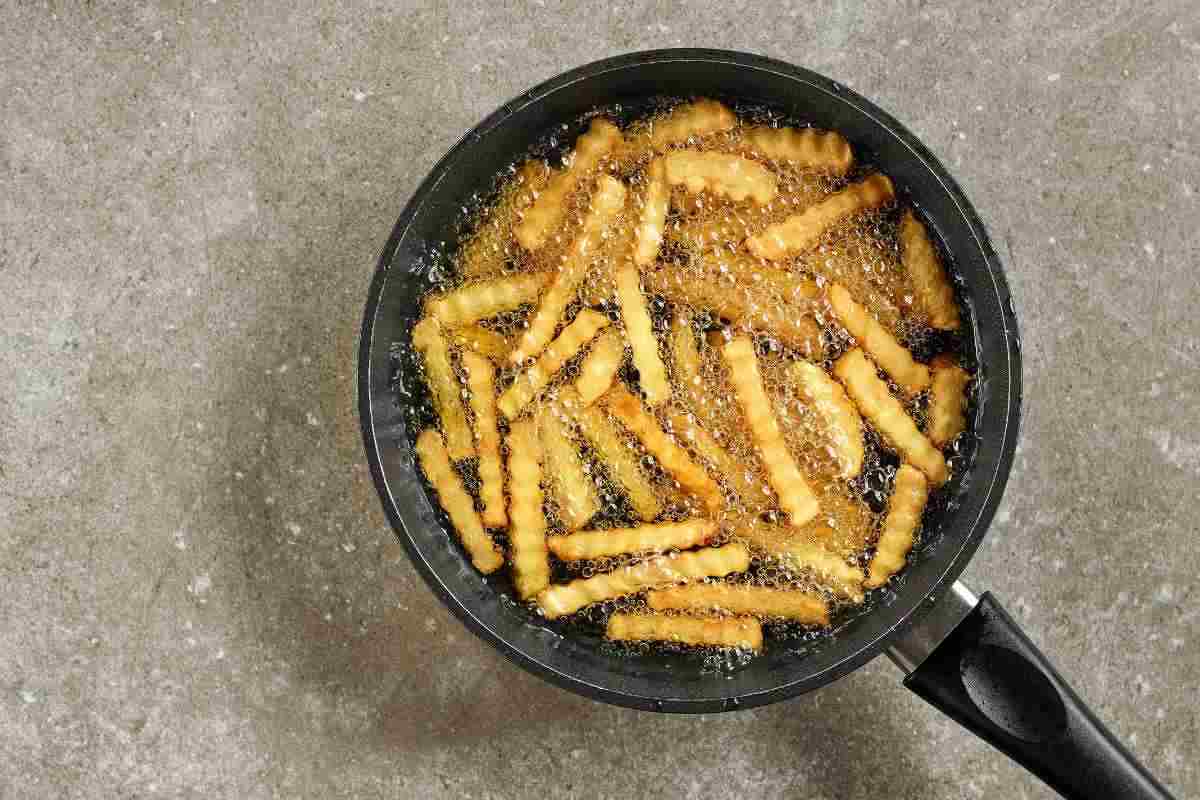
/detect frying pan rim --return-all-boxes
[358,48,1022,713]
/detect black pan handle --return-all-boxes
[889,585,1174,800]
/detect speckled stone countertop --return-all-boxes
[2,2,1197,798]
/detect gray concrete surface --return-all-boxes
[2,1,1197,798]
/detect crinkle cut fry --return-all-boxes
[900,209,960,330]
[536,543,751,619]
[547,519,715,560]
[538,401,601,531]
[607,612,763,651]
[663,150,779,205]
[506,418,550,598]
[730,516,864,602]
[510,175,626,364]
[573,327,625,406]
[497,309,610,420]
[647,98,737,149]
[927,354,971,449]
[561,387,662,522]
[633,157,670,266]
[460,350,507,527]
[604,384,725,514]
[414,429,503,574]
[450,323,512,363]
[827,282,930,395]
[411,317,475,460]
[722,336,819,527]
[833,348,949,485]
[514,118,622,251]
[459,159,551,279]
[614,258,670,406]
[664,406,769,510]
[647,583,830,625]
[788,360,864,479]
[746,173,895,260]
[865,464,929,588]
[426,272,550,328]
[741,125,853,175]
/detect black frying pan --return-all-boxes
[358,50,1172,799]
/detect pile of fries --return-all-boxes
[410,99,972,655]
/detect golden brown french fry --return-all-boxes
[663,150,779,205]
[606,612,762,651]
[865,464,929,588]
[427,273,550,327]
[899,209,960,330]
[461,351,507,528]
[722,337,819,527]
[614,261,670,406]
[746,173,895,260]
[498,309,610,420]
[511,176,626,364]
[788,360,864,480]
[538,403,600,531]
[927,355,971,448]
[411,317,475,461]
[648,98,737,149]
[506,418,550,598]
[828,283,930,395]
[563,388,662,521]
[741,126,853,175]
[731,517,864,602]
[536,542,751,618]
[633,158,670,266]
[450,323,512,363]
[459,160,551,279]
[695,250,821,306]
[646,583,830,625]
[414,429,503,574]
[644,266,822,355]
[833,348,948,485]
[604,384,725,514]
[514,118,622,251]
[573,327,625,405]
[547,519,715,560]
[665,406,770,509]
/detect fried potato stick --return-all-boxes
[865,464,929,588]
[633,158,670,266]
[722,337,819,527]
[450,323,512,363]
[606,612,763,651]
[927,354,971,448]
[664,150,779,205]
[828,282,930,395]
[746,173,895,260]
[411,317,475,460]
[614,260,670,405]
[498,309,610,420]
[538,403,600,531]
[731,517,864,602]
[695,250,821,306]
[788,360,864,479]
[741,126,853,175]
[833,348,948,485]
[665,406,769,510]
[414,429,503,574]
[427,272,550,327]
[648,98,737,149]
[514,118,621,251]
[604,384,725,514]
[899,209,960,330]
[644,267,822,355]
[461,351,507,527]
[573,327,625,405]
[506,418,551,598]
[563,387,661,521]
[459,160,551,279]
[647,583,830,625]
[511,176,626,364]
[536,543,751,618]
[548,519,716,560]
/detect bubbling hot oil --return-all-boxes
[408,100,974,665]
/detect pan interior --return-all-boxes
[360,50,1020,712]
